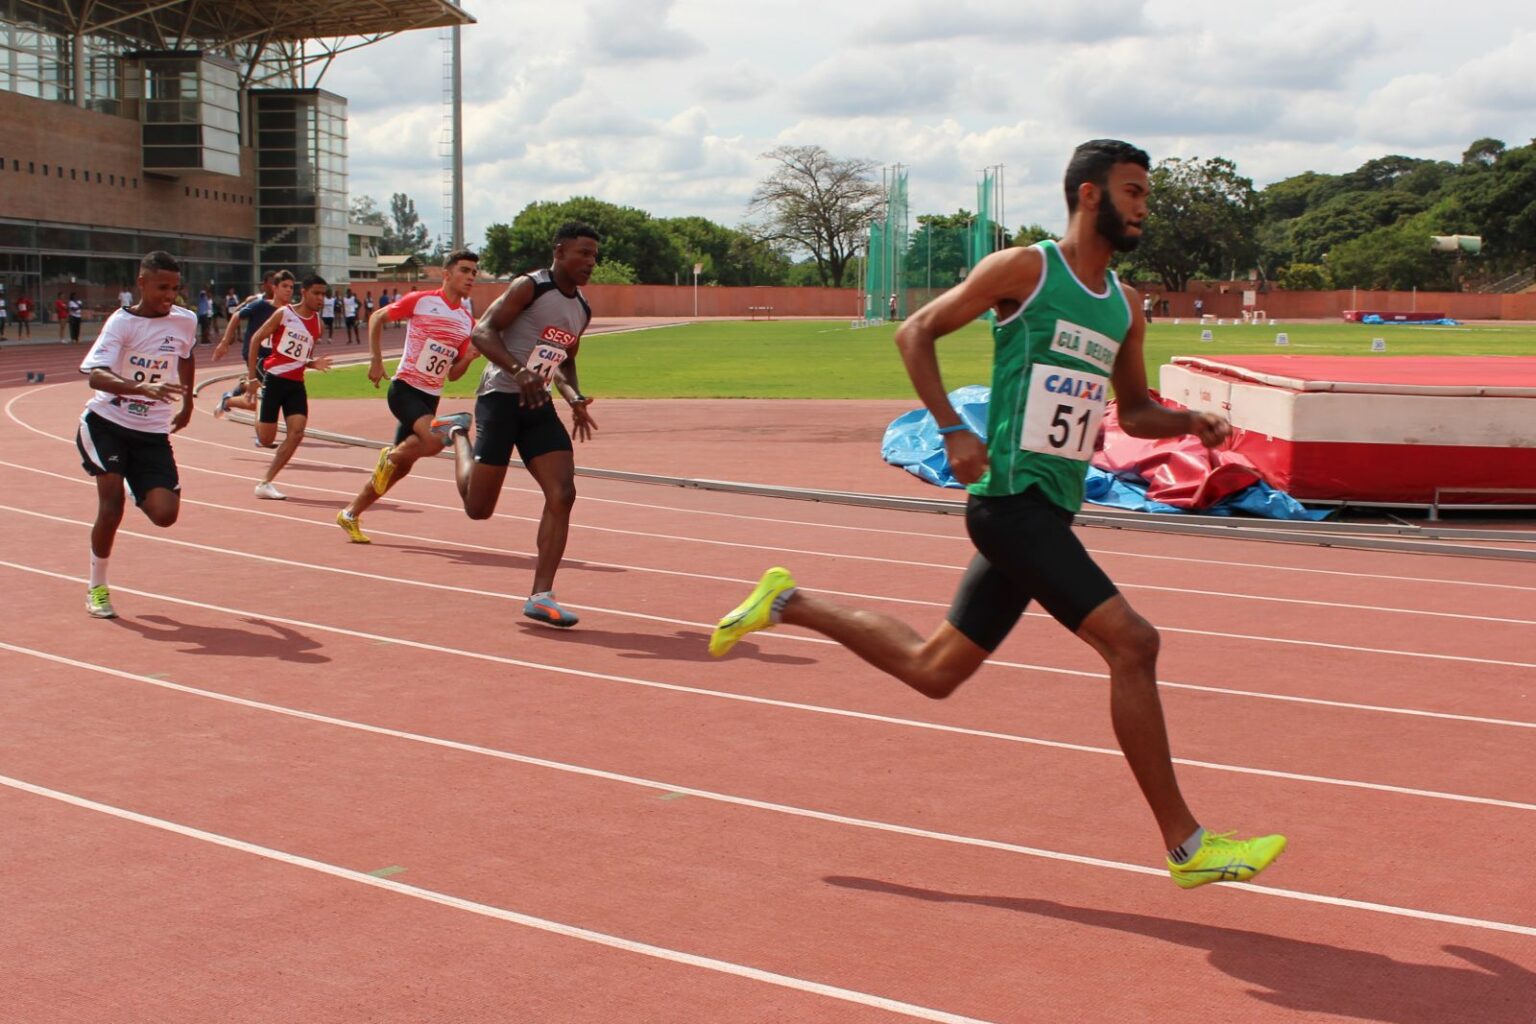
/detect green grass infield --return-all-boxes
[303,318,1536,401]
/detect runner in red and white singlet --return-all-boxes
[245,274,334,500]
[335,249,482,543]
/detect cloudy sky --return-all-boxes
[325,0,1536,251]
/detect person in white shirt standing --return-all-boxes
[76,251,198,618]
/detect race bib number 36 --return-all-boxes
[413,340,457,382]
[1019,364,1107,461]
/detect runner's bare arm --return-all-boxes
[1111,283,1229,446]
[246,308,285,380]
[894,247,1043,484]
[171,351,195,432]
[447,342,479,382]
[366,306,391,386]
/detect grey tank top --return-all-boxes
[477,268,592,396]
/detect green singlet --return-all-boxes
[969,239,1132,512]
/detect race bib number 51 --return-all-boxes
[1019,364,1107,461]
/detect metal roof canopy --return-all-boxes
[9,1,473,87]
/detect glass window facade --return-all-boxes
[122,51,241,176]
[252,89,348,282]
[0,218,254,318]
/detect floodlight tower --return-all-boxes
[441,20,465,249]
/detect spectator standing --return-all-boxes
[15,292,33,338]
[67,292,84,343]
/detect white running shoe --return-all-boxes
[254,481,286,500]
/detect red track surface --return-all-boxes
[2,341,1534,1022]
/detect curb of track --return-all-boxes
[194,368,1536,563]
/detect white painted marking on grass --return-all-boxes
[2,566,1532,813]
[3,642,1535,940]
[1,492,1530,672]
[0,770,995,1024]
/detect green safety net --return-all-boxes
[864,167,908,320]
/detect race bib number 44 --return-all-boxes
[1019,364,1108,461]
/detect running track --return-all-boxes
[1,352,1533,1022]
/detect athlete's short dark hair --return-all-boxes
[301,274,327,291]
[260,270,277,284]
[271,269,294,285]
[1064,140,1150,213]
[554,222,601,246]
[140,250,180,274]
[445,248,479,267]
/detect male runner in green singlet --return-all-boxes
[710,140,1285,890]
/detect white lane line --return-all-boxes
[3,454,1529,629]
[2,492,1531,671]
[0,772,994,1024]
[3,567,1533,813]
[4,474,1528,733]
[9,384,1531,595]
[4,641,1534,940]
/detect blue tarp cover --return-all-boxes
[881,385,1330,520]
[1360,314,1461,326]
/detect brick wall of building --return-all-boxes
[0,90,256,239]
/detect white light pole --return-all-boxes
[692,260,701,317]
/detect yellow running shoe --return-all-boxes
[708,567,796,657]
[370,445,397,495]
[1169,830,1287,889]
[336,510,370,544]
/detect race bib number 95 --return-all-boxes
[1019,364,1107,461]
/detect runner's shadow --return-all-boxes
[824,877,1536,1024]
[515,623,816,665]
[381,544,621,573]
[113,615,329,664]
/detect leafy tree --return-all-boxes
[350,195,388,227]
[480,197,682,282]
[1326,212,1452,290]
[1276,262,1331,290]
[385,192,431,259]
[1009,222,1053,247]
[589,260,638,284]
[656,216,793,286]
[1462,138,1506,168]
[906,211,974,290]
[1289,189,1427,264]
[1123,156,1259,291]
[748,145,885,287]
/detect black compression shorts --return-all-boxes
[945,488,1119,651]
[387,379,441,445]
[471,390,570,467]
[76,411,179,504]
[259,374,308,423]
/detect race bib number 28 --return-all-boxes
[1019,364,1107,461]
[277,326,313,363]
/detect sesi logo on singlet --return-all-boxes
[526,325,577,383]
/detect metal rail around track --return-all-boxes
[197,371,1536,563]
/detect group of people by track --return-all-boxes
[70,142,1286,891]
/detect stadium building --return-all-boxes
[0,0,470,318]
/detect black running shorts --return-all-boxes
[472,390,571,467]
[76,410,179,504]
[387,379,441,445]
[259,374,308,423]
[946,487,1120,651]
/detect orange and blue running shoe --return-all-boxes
[524,591,578,628]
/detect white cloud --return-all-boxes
[585,0,705,61]
[319,0,1536,249]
